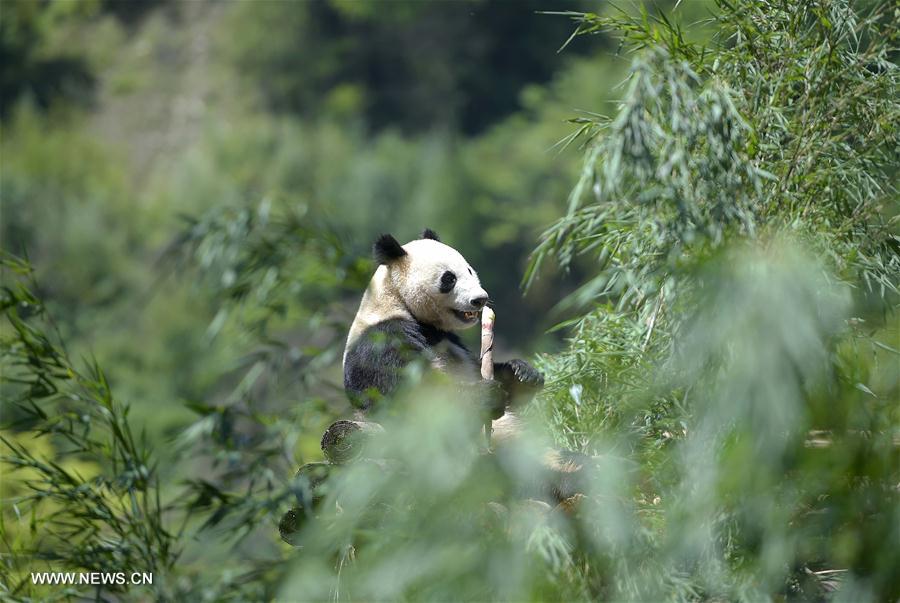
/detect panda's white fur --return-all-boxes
[345,238,488,358]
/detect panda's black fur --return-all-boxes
[343,317,468,410]
[344,316,543,413]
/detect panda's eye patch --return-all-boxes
[439,271,457,293]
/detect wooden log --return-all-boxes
[282,459,394,546]
[280,462,333,546]
[294,461,333,506]
[278,507,305,546]
[320,420,384,464]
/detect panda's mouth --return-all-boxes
[452,309,480,323]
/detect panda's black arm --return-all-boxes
[343,319,430,411]
[345,320,544,414]
[494,360,544,406]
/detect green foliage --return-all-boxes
[525,0,900,599]
[0,106,137,313]
[281,392,594,602]
[530,0,899,304]
[168,198,368,489]
[221,0,599,134]
[0,255,175,599]
[0,0,96,117]
[1,0,898,601]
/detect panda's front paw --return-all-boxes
[505,359,544,388]
[494,359,544,408]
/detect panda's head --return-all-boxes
[374,229,489,332]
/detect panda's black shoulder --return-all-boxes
[345,318,458,360]
[344,318,454,410]
[355,318,425,350]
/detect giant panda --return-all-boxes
[343,229,545,444]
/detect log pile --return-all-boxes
[279,419,385,545]
[278,417,586,546]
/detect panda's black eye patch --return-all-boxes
[439,271,457,293]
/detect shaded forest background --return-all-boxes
[1,0,898,601]
[2,0,622,443]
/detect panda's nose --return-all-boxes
[470,296,489,309]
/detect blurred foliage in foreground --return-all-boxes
[2,0,899,601]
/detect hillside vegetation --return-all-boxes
[1,1,898,601]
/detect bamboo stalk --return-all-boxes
[480,307,495,380]
[480,307,496,448]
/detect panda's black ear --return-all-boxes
[421,228,441,242]
[373,234,407,264]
